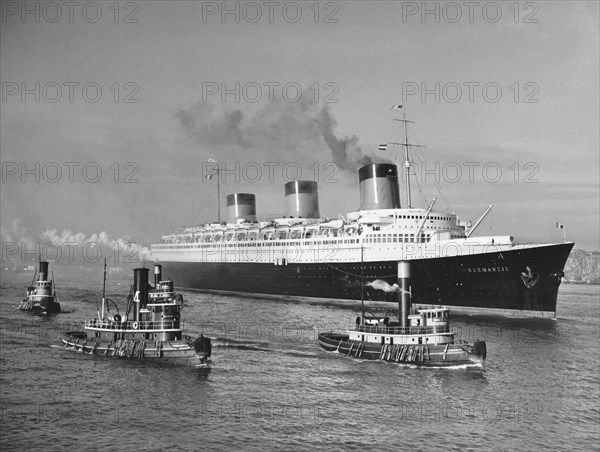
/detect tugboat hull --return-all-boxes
[18,297,61,314]
[61,332,209,365]
[38,297,61,313]
[318,332,486,367]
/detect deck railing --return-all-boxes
[85,320,183,331]
[353,324,452,335]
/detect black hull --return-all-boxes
[158,242,573,316]
[317,333,485,367]
[18,298,61,314]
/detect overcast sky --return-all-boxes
[1,0,598,254]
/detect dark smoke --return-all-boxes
[315,105,384,171]
[176,96,389,172]
[176,104,247,147]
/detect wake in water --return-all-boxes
[13,306,72,315]
[211,337,273,353]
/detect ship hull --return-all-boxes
[318,333,485,367]
[157,242,573,316]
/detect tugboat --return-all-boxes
[18,261,61,314]
[61,261,211,365]
[318,261,487,367]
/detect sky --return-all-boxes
[1,0,599,260]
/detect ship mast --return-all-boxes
[217,171,221,223]
[208,158,221,223]
[392,109,421,208]
[402,114,412,208]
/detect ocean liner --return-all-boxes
[151,115,573,317]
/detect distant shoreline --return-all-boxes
[562,280,600,286]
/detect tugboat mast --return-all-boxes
[100,258,107,320]
[360,244,365,327]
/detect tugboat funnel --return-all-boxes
[38,261,49,281]
[132,267,149,321]
[398,261,411,328]
[154,264,162,288]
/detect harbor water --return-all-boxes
[1,267,598,451]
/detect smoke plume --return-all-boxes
[1,220,151,265]
[366,279,400,293]
[315,105,380,171]
[175,95,388,173]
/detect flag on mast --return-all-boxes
[206,158,218,180]
[556,222,565,229]
[391,105,403,110]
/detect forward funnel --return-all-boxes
[226,193,257,223]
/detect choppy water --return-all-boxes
[1,267,599,451]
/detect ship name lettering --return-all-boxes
[467,266,509,273]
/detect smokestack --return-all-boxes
[154,264,162,288]
[398,261,411,328]
[132,268,149,321]
[38,261,49,281]
[358,164,401,210]
[226,193,257,223]
[284,181,320,218]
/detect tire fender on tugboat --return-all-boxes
[473,340,487,361]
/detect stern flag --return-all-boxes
[378,144,388,151]
[556,222,564,229]
[391,105,403,110]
